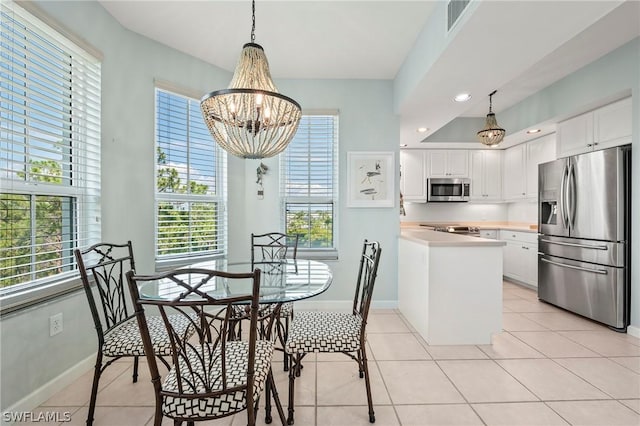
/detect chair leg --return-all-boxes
[283,315,290,371]
[287,354,299,425]
[86,352,103,426]
[360,347,375,423]
[267,369,287,424]
[132,355,139,383]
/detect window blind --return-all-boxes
[155,89,227,260]
[281,114,338,249]
[0,1,101,290]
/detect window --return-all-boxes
[155,88,226,263]
[0,2,101,296]
[281,113,338,253]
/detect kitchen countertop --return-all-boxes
[401,221,538,233]
[400,229,506,247]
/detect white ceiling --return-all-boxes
[100,0,640,147]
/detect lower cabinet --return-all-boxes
[500,230,538,288]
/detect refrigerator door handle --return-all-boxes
[560,163,569,229]
[539,238,608,251]
[540,257,608,275]
[568,161,577,228]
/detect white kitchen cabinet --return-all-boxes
[427,150,469,177]
[400,150,427,201]
[525,134,556,198]
[470,150,502,201]
[500,230,538,288]
[557,97,631,158]
[502,144,526,201]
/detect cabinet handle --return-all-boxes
[594,142,599,146]
[587,143,593,147]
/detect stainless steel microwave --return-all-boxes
[427,178,470,202]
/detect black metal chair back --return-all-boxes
[126,267,278,424]
[75,241,136,342]
[251,232,299,264]
[352,240,382,323]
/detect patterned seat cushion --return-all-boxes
[102,314,195,357]
[161,340,274,419]
[285,311,363,354]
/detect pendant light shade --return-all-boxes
[477,90,505,147]
[200,1,301,159]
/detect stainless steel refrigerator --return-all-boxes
[538,145,631,331]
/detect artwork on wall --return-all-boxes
[347,151,395,208]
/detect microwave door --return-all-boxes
[539,158,569,237]
[569,148,625,242]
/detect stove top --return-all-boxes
[419,223,480,235]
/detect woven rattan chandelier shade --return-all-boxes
[477,90,506,147]
[200,2,301,159]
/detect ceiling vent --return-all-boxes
[447,0,470,31]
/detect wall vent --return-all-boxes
[447,0,470,31]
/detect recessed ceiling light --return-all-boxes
[527,128,541,134]
[417,127,429,133]
[454,93,472,102]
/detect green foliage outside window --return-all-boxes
[1,160,71,288]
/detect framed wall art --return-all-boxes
[347,151,395,208]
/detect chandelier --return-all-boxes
[477,90,506,147]
[200,0,301,159]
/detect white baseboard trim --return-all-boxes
[627,324,640,339]
[1,354,95,426]
[293,300,397,311]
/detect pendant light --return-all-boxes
[477,90,506,147]
[200,0,301,159]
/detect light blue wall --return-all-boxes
[0,0,399,410]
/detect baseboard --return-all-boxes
[627,324,640,339]
[293,299,397,311]
[1,353,95,426]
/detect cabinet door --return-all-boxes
[400,150,427,201]
[483,150,502,200]
[447,150,469,177]
[594,97,632,150]
[503,144,526,200]
[526,134,556,199]
[427,150,447,177]
[503,241,523,281]
[469,151,485,200]
[557,113,594,158]
[522,242,538,287]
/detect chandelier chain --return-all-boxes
[251,0,256,43]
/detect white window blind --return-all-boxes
[281,114,338,250]
[0,1,101,291]
[155,89,227,261]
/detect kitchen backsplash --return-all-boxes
[401,201,537,224]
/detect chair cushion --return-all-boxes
[161,340,274,419]
[285,311,363,354]
[102,314,194,357]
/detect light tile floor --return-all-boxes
[24,282,640,425]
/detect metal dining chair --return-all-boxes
[285,240,382,424]
[74,241,195,426]
[250,232,299,371]
[126,267,286,425]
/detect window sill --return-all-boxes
[155,253,226,272]
[296,249,338,261]
[0,274,83,317]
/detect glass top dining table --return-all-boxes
[138,259,333,304]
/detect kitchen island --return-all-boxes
[398,228,506,345]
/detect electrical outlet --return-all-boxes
[50,313,63,336]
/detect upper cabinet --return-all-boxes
[400,150,427,202]
[525,134,556,199]
[427,150,469,177]
[557,97,631,158]
[470,150,502,201]
[503,134,556,201]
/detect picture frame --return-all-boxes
[347,151,395,208]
